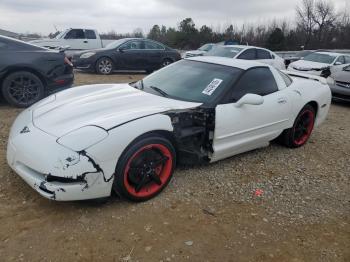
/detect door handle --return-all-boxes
[278,97,287,104]
[84,40,88,43]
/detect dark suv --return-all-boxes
[0,36,74,107]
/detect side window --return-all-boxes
[232,67,279,102]
[121,40,144,50]
[65,29,85,39]
[277,70,293,86]
[237,49,256,60]
[256,49,272,59]
[344,56,350,64]
[145,41,164,50]
[336,56,345,64]
[85,30,96,39]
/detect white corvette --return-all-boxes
[7,57,331,202]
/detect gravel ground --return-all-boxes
[0,72,349,262]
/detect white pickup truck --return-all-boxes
[30,28,114,50]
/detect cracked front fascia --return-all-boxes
[36,150,107,199]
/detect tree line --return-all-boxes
[100,0,350,51]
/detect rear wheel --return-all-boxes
[281,105,315,148]
[96,57,114,75]
[2,71,45,108]
[113,136,176,202]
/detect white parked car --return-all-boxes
[7,57,331,202]
[288,51,350,76]
[184,43,216,58]
[205,45,285,70]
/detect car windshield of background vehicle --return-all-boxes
[105,39,129,49]
[142,60,242,103]
[55,30,68,39]
[303,53,337,64]
[198,44,213,52]
[206,46,243,58]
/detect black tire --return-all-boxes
[2,71,45,108]
[161,58,173,68]
[280,105,316,148]
[95,57,114,75]
[113,135,176,202]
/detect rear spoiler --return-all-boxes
[282,70,328,85]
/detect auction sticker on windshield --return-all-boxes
[202,78,223,96]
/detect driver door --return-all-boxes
[64,29,88,50]
[211,67,292,161]
[114,40,146,70]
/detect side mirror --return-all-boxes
[119,47,125,53]
[234,94,264,108]
[334,61,342,65]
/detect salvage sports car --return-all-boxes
[7,57,331,202]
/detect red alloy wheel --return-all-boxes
[123,144,173,198]
[292,109,315,146]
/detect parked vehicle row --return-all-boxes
[0,36,73,107]
[1,34,349,107]
[7,56,331,201]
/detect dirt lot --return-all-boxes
[0,72,349,262]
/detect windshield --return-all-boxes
[105,39,129,49]
[295,50,312,58]
[205,46,244,58]
[55,30,68,39]
[140,60,242,103]
[303,53,337,64]
[198,44,214,52]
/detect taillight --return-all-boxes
[64,56,73,67]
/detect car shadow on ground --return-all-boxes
[331,100,350,108]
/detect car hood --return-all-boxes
[186,50,206,55]
[290,60,330,70]
[30,39,61,45]
[32,84,201,137]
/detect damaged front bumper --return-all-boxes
[6,110,112,201]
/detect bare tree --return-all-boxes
[312,0,336,42]
[296,0,316,48]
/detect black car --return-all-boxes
[72,38,181,74]
[0,36,73,107]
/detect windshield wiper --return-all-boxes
[148,86,169,97]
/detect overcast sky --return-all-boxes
[0,0,348,35]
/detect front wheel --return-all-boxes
[281,105,315,148]
[113,136,176,202]
[161,58,173,68]
[96,57,114,75]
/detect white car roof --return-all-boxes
[219,45,271,51]
[315,51,344,57]
[186,56,269,70]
